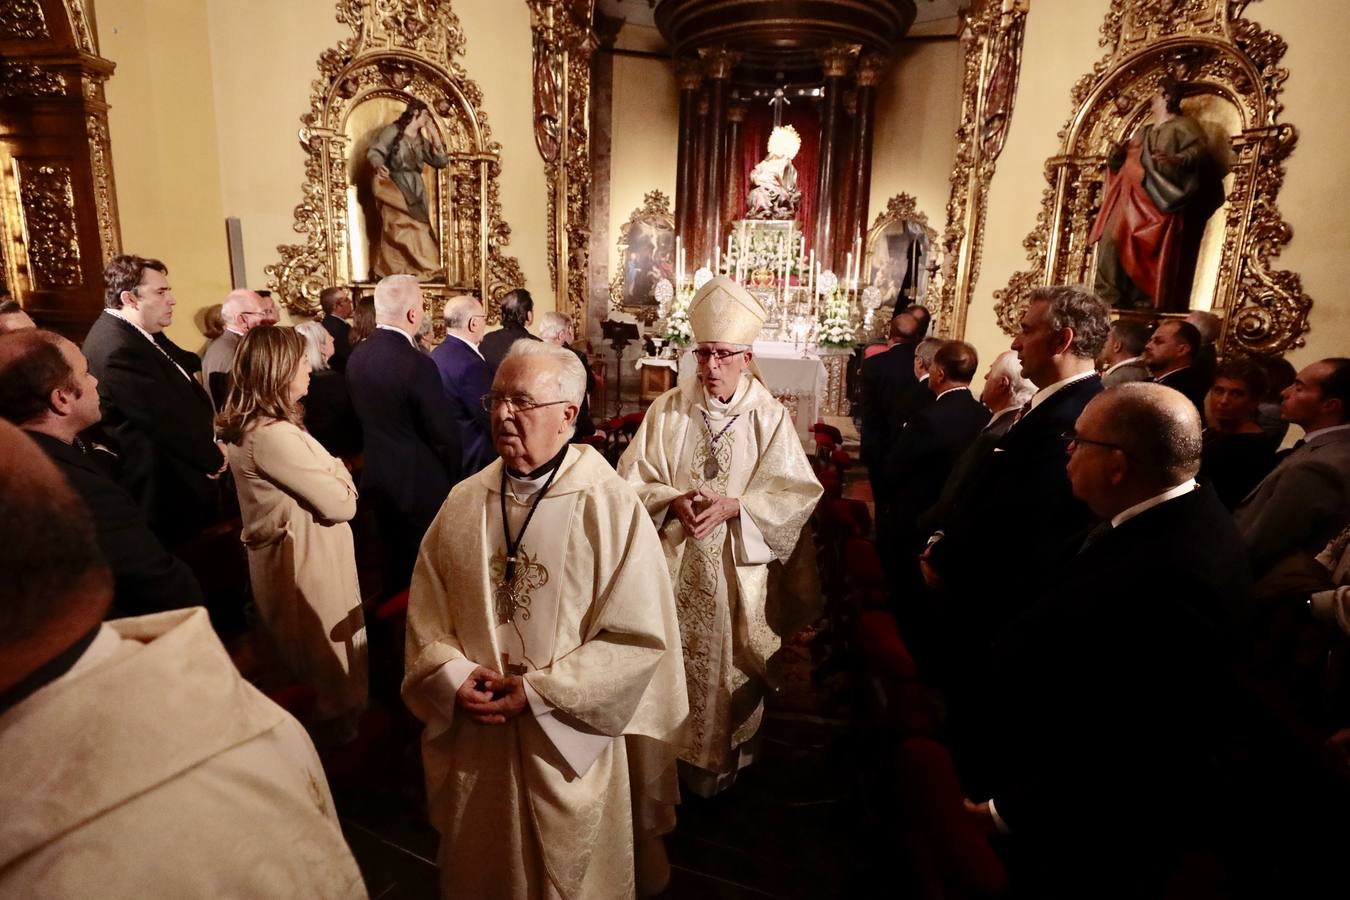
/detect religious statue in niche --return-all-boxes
[532,30,563,163]
[366,99,450,279]
[1088,77,1227,311]
[745,125,803,220]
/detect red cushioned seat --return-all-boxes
[857,609,918,682]
[810,422,844,445]
[843,537,884,590]
[897,737,1009,897]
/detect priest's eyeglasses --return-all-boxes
[481,393,569,413]
[693,348,748,364]
[1060,429,1133,457]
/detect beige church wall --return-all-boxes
[965,0,1350,375]
[868,39,963,273]
[97,0,233,351]
[606,49,679,295]
[98,0,549,350]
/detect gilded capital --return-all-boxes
[856,52,888,88]
[819,42,860,79]
[698,46,740,81]
[676,57,703,91]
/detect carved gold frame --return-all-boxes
[992,0,1311,357]
[863,192,940,340]
[609,190,674,324]
[267,0,523,320]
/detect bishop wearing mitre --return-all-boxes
[404,340,689,899]
[619,276,822,796]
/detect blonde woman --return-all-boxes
[217,326,366,740]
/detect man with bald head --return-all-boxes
[347,274,461,591]
[967,383,1251,896]
[405,340,687,898]
[0,329,204,616]
[0,421,365,897]
[430,293,494,474]
[202,288,265,408]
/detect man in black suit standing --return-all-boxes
[479,288,541,373]
[967,383,1251,897]
[319,286,354,372]
[347,274,462,592]
[1144,318,1209,414]
[0,329,205,616]
[82,255,226,539]
[922,285,1109,634]
[858,311,921,485]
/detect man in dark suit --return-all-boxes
[0,329,205,616]
[430,294,495,475]
[480,288,541,373]
[882,340,989,553]
[1098,318,1150,387]
[923,285,1110,632]
[967,383,1252,897]
[1144,318,1209,414]
[348,274,462,592]
[858,311,921,483]
[918,349,1034,537]
[319,285,354,372]
[201,288,265,408]
[82,255,226,539]
[1235,357,1350,574]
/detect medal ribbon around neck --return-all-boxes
[699,410,740,480]
[499,444,568,588]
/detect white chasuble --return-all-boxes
[618,373,823,777]
[404,446,689,900]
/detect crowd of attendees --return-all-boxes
[3,262,1349,895]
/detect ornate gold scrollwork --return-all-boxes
[992,0,1311,357]
[937,0,1029,341]
[863,193,940,341]
[0,0,49,40]
[528,0,595,329]
[609,189,674,324]
[0,63,68,98]
[268,0,524,320]
[15,162,82,289]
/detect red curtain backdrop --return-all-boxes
[736,100,821,251]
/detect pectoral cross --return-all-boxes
[501,653,528,677]
[768,86,790,127]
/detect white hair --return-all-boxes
[537,310,572,343]
[294,321,330,371]
[989,349,1035,406]
[221,289,260,328]
[915,336,943,369]
[502,340,587,408]
[442,294,482,329]
[374,274,420,322]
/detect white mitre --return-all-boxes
[689,276,766,346]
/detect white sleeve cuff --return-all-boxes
[733,506,774,565]
[418,658,481,737]
[987,797,1013,835]
[523,678,614,778]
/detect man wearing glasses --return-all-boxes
[431,294,495,474]
[619,276,822,797]
[202,289,267,409]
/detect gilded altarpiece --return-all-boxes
[528,0,596,329]
[269,0,523,321]
[0,0,121,339]
[993,0,1311,357]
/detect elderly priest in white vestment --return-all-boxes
[0,421,366,899]
[618,276,823,796]
[404,340,689,899]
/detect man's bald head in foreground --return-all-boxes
[0,420,112,690]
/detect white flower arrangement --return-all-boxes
[817,290,856,349]
[663,286,694,347]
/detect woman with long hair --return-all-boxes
[217,326,366,740]
[349,295,376,350]
[295,321,362,459]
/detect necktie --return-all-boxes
[1078,521,1113,554]
[1012,400,1033,425]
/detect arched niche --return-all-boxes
[994,2,1310,358]
[268,1,522,321]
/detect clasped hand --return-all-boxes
[670,488,739,541]
[456,665,528,725]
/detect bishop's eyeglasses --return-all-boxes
[481,393,569,413]
[693,348,748,364]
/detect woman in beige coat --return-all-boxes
[217,326,367,739]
